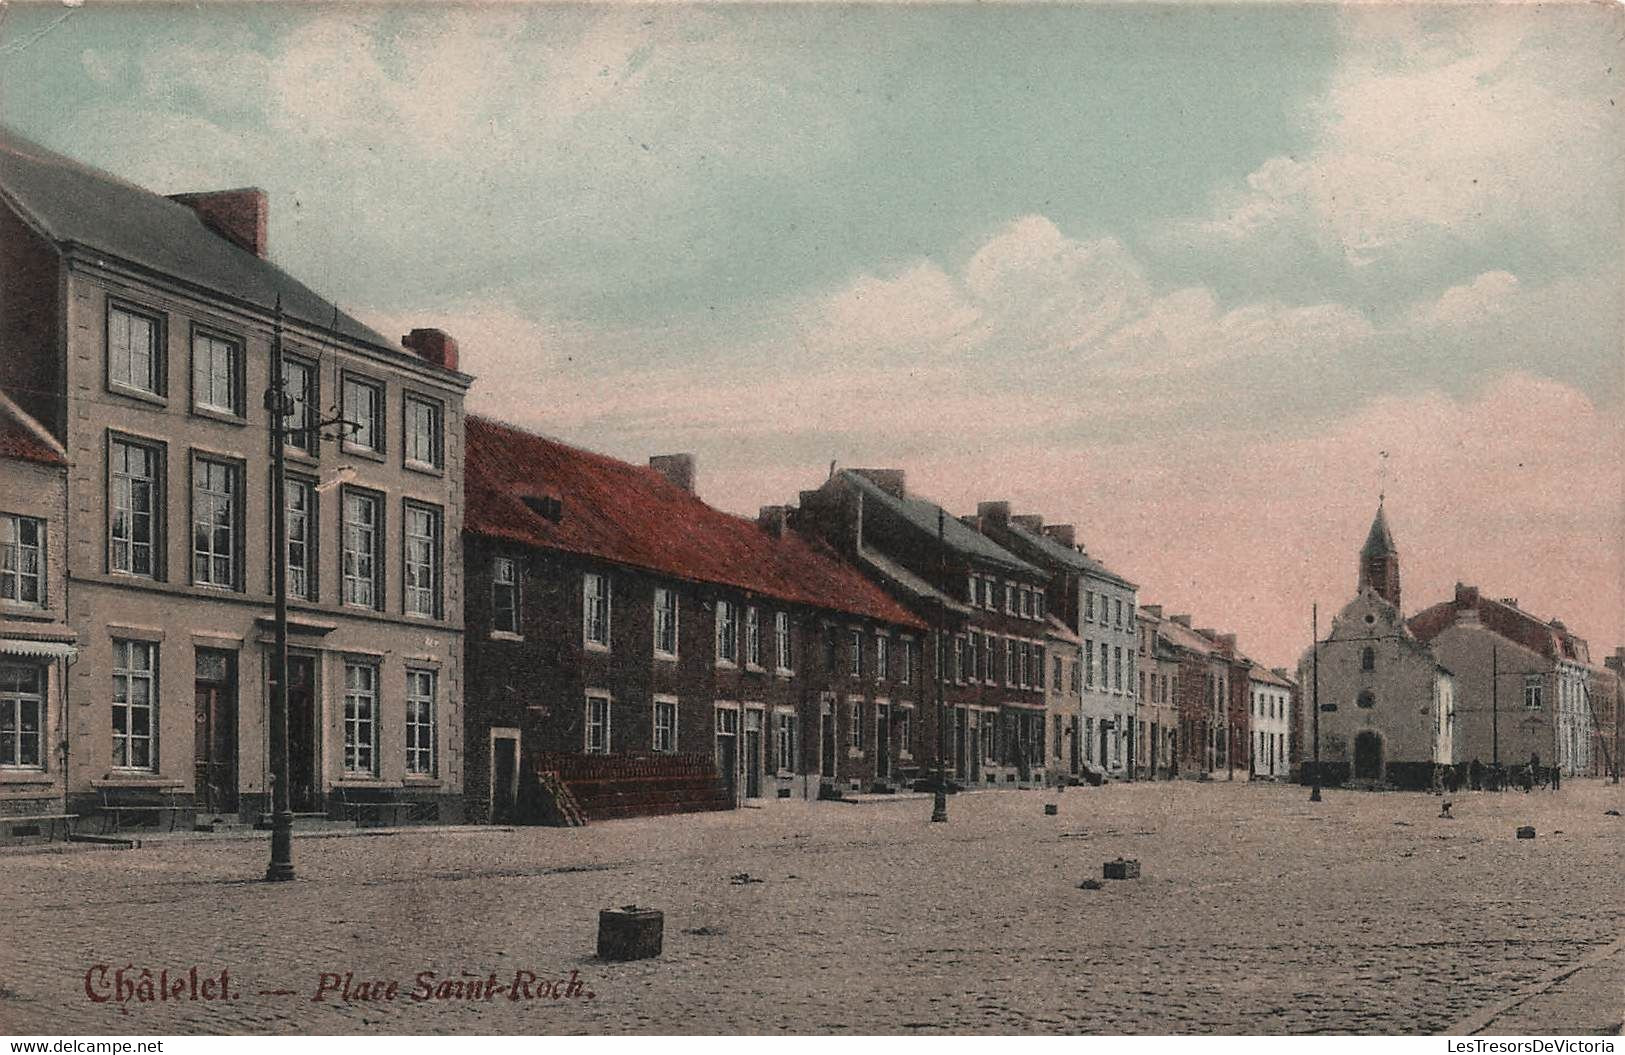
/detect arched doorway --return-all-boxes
[1353,731,1383,780]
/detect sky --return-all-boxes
[1,1,1620,669]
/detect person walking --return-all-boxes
[1469,757,1483,791]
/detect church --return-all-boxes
[1299,504,1458,787]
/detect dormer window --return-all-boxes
[1361,647,1375,672]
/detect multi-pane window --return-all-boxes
[968,633,979,681]
[848,700,863,749]
[0,664,44,768]
[492,556,520,634]
[282,355,317,455]
[954,636,966,682]
[848,629,862,677]
[1085,591,1095,622]
[1114,599,1124,628]
[1070,660,1081,694]
[191,458,237,588]
[110,438,159,578]
[776,712,797,770]
[405,670,436,776]
[775,612,792,672]
[745,606,762,667]
[1023,588,1035,619]
[0,514,44,606]
[900,640,913,685]
[341,490,381,608]
[1524,679,1543,710]
[343,376,383,453]
[1005,639,1016,687]
[285,478,315,601]
[1053,655,1064,690]
[108,305,161,395]
[1100,644,1110,690]
[875,634,889,681]
[403,503,441,617]
[192,332,240,414]
[654,699,677,753]
[897,708,912,755]
[585,694,611,754]
[343,662,378,775]
[716,600,739,663]
[654,587,678,657]
[1114,647,1123,691]
[404,394,442,469]
[1085,640,1095,687]
[111,640,156,770]
[583,572,610,647]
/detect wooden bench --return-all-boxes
[98,787,184,834]
[331,786,416,827]
[0,813,77,842]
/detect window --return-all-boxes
[966,575,976,604]
[112,640,156,770]
[1524,678,1543,710]
[191,331,240,415]
[1023,588,1036,619]
[281,355,318,456]
[1085,591,1095,622]
[745,606,762,667]
[341,490,382,609]
[403,394,443,470]
[0,664,44,768]
[848,629,863,677]
[954,636,966,682]
[0,514,44,606]
[898,708,912,755]
[900,640,913,685]
[108,304,162,396]
[1070,659,1081,694]
[285,478,316,601]
[191,457,239,589]
[849,700,863,749]
[110,437,160,578]
[716,600,739,663]
[1054,715,1064,757]
[1361,646,1375,672]
[1102,644,1111,690]
[403,503,441,618]
[1053,655,1063,690]
[343,662,378,775]
[1036,592,1046,621]
[492,556,520,634]
[875,635,889,681]
[1005,639,1016,687]
[822,626,837,671]
[1085,640,1095,688]
[585,694,611,754]
[342,375,383,453]
[775,612,792,672]
[405,670,437,776]
[976,577,988,609]
[583,572,610,648]
[654,698,677,753]
[1005,584,1018,615]
[775,712,797,770]
[1114,599,1123,628]
[1036,645,1046,689]
[968,632,979,681]
[1356,689,1375,709]
[654,587,678,657]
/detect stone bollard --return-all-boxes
[597,906,664,961]
[1516,826,1536,840]
[1103,857,1141,880]
[1045,803,1059,816]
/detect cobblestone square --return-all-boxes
[2,780,1620,1035]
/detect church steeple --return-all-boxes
[1358,500,1401,609]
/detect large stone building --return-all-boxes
[796,470,1051,787]
[1248,664,1293,779]
[1409,585,1603,777]
[1134,605,1182,779]
[0,390,76,840]
[462,421,927,821]
[0,126,471,827]
[1299,504,1456,787]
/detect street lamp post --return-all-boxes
[931,508,948,823]
[1310,602,1322,803]
[265,300,294,882]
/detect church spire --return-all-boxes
[1357,500,1401,609]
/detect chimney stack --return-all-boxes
[852,469,906,500]
[758,505,790,538]
[976,500,1011,525]
[168,188,269,258]
[401,328,460,372]
[1042,523,1076,548]
[1455,583,1480,609]
[1011,513,1044,533]
[1141,604,1163,619]
[1171,614,1193,627]
[650,453,697,494]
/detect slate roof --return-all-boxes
[837,470,1041,577]
[857,546,971,616]
[1408,592,1582,664]
[1362,502,1397,557]
[466,416,924,629]
[0,390,66,467]
[1001,518,1136,589]
[0,124,400,355]
[1249,664,1293,688]
[1157,618,1217,657]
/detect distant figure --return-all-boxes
[1445,766,1461,794]
[1531,753,1543,788]
[1552,766,1561,791]
[1521,765,1534,793]
[1469,758,1483,791]
[1439,801,1453,819]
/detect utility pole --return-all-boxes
[931,507,948,823]
[265,297,294,882]
[1310,603,1321,803]
[1492,644,1499,769]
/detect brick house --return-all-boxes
[0,390,76,841]
[0,126,471,828]
[1135,605,1182,779]
[462,419,928,821]
[795,470,1051,788]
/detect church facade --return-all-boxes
[1298,505,1457,787]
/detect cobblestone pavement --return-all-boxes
[2,779,1620,1035]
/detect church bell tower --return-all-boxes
[1358,501,1401,609]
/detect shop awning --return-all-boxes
[0,638,78,659]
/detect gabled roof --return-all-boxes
[857,545,971,616]
[465,416,924,629]
[1249,664,1292,688]
[1362,501,1397,558]
[1409,591,1581,664]
[837,470,1041,577]
[1158,618,1216,657]
[1000,518,1136,589]
[0,125,398,355]
[0,389,65,467]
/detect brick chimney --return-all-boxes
[1170,614,1193,627]
[1011,513,1044,533]
[1141,604,1163,619]
[1042,524,1076,548]
[401,328,460,372]
[852,469,906,500]
[1217,633,1237,650]
[1455,583,1480,609]
[649,453,696,494]
[758,505,790,538]
[168,188,269,257]
[976,501,1011,525]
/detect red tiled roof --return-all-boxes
[1408,592,1574,662]
[465,416,924,629]
[0,393,65,467]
